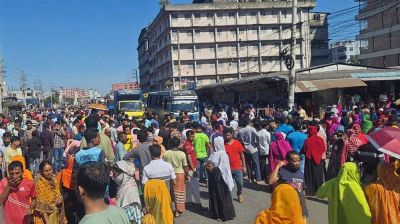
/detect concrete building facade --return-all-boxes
[112,82,139,91]
[356,0,400,67]
[330,40,360,63]
[138,1,328,91]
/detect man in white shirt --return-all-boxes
[142,144,176,189]
[257,121,271,182]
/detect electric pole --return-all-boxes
[288,0,297,109]
[0,59,5,113]
[50,82,55,108]
[132,69,139,89]
[19,70,27,107]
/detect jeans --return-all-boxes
[52,148,64,172]
[231,170,244,195]
[300,156,305,174]
[244,152,261,182]
[197,158,208,182]
[29,158,40,175]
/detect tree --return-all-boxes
[347,55,360,65]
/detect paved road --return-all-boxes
[175,181,328,224]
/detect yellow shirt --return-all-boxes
[4,147,23,164]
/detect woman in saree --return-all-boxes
[364,161,400,224]
[34,161,67,224]
[206,137,236,222]
[255,183,304,224]
[340,129,363,166]
[142,179,174,224]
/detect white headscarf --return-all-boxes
[208,136,234,191]
[113,161,141,207]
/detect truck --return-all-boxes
[113,90,145,119]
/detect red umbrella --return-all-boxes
[367,127,400,159]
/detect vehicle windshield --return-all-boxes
[171,100,198,112]
[119,101,143,112]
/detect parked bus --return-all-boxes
[147,90,199,121]
[113,90,145,119]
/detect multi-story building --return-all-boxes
[309,12,329,66]
[59,88,87,99]
[356,0,400,67]
[112,82,139,91]
[330,40,360,63]
[138,0,328,91]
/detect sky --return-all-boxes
[0,0,358,95]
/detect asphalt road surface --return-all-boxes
[175,181,329,224]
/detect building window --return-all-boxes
[239,12,245,18]
[171,14,178,19]
[217,13,224,18]
[184,14,191,20]
[360,20,368,30]
[196,63,202,69]
[260,28,268,34]
[229,12,235,18]
[349,47,353,51]
[272,11,277,18]
[260,11,267,17]
[209,30,214,36]
[250,12,257,17]
[239,29,245,34]
[207,13,213,19]
[194,13,201,19]
[282,11,287,18]
[218,45,224,51]
[252,29,258,34]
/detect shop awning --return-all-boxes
[296,78,367,93]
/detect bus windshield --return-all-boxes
[171,100,198,112]
[119,101,143,112]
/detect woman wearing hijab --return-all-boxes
[353,124,368,145]
[255,184,304,224]
[328,117,340,139]
[364,161,400,224]
[111,160,143,224]
[268,132,292,175]
[206,137,236,222]
[361,114,373,134]
[316,162,371,224]
[340,129,363,166]
[303,126,326,196]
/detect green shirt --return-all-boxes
[194,133,209,159]
[79,206,130,224]
[163,149,188,174]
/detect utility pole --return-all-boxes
[177,30,181,90]
[132,69,139,89]
[38,78,43,107]
[0,59,5,113]
[288,0,297,109]
[19,70,27,107]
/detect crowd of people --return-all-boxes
[0,95,398,224]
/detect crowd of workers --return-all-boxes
[0,93,398,224]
